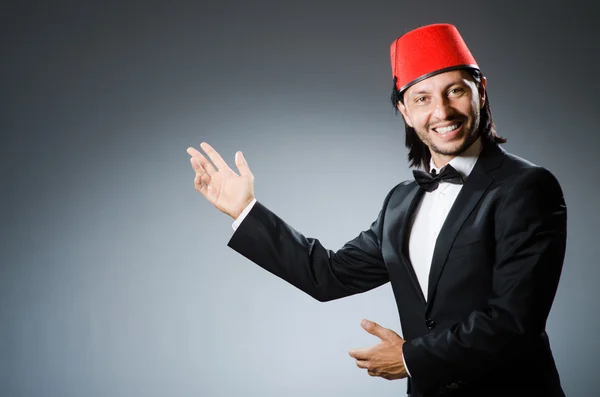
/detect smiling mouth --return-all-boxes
[433,122,463,134]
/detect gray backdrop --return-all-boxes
[2,1,598,396]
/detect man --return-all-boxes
[186,24,567,397]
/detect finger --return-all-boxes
[189,151,218,175]
[194,171,211,190]
[188,146,217,174]
[187,147,208,169]
[190,158,214,188]
[348,348,371,360]
[361,319,393,341]
[189,156,204,173]
[355,360,370,370]
[194,174,207,195]
[200,142,232,173]
[235,151,252,177]
[194,169,211,187]
[187,147,203,157]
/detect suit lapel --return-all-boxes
[425,144,504,312]
[384,182,427,305]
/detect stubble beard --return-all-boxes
[419,112,481,157]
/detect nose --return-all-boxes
[432,96,454,120]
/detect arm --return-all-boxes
[403,167,567,389]
[227,188,399,302]
[187,142,392,302]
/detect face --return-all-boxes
[398,69,486,166]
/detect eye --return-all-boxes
[449,87,465,95]
[415,96,428,104]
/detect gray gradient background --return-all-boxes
[1,1,599,396]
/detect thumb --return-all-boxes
[235,151,252,177]
[361,319,390,341]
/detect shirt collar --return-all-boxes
[428,137,483,180]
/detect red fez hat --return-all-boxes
[390,23,479,93]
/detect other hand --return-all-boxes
[187,142,255,219]
[348,319,408,380]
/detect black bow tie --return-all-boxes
[413,164,463,192]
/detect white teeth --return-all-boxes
[434,123,460,134]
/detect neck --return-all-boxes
[430,152,455,169]
[428,135,483,170]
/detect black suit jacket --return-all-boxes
[227,143,567,397]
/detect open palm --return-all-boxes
[186,142,255,219]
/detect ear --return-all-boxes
[479,76,487,108]
[397,101,414,128]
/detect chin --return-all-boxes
[432,137,470,156]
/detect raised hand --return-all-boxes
[187,142,255,219]
[348,319,408,380]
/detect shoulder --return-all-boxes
[492,150,565,214]
[369,179,419,215]
[491,148,562,193]
[385,179,417,202]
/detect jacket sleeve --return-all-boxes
[403,167,567,390]
[226,187,399,302]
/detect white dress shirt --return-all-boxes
[230,137,483,377]
[408,137,482,300]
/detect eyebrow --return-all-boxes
[407,81,467,98]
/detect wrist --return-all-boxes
[231,197,256,220]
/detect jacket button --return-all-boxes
[425,318,436,329]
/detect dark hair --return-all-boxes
[390,68,506,169]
